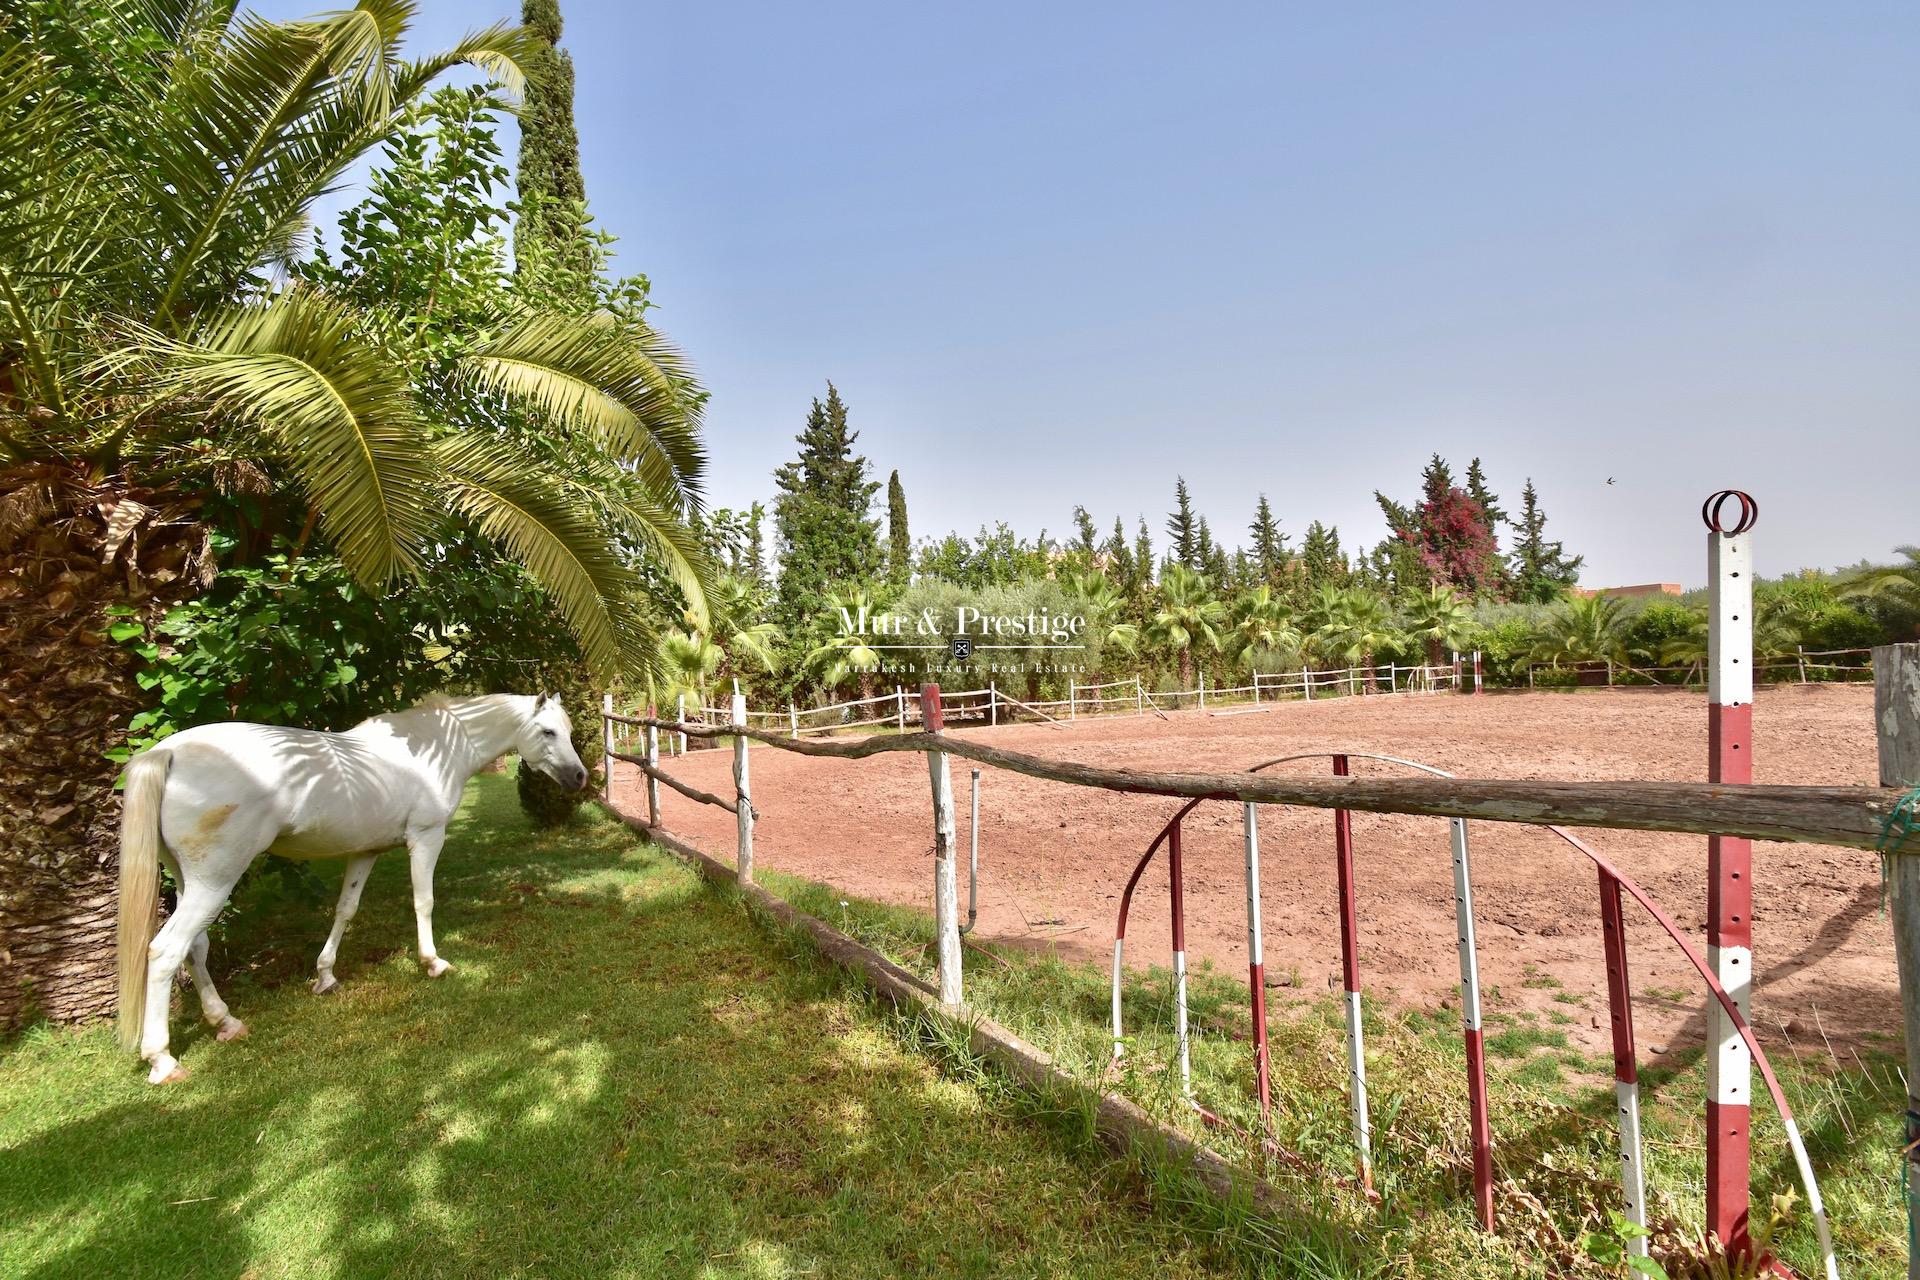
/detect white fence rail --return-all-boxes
[618,658,1478,756]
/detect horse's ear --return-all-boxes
[534,692,550,710]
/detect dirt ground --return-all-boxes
[611,685,1894,1057]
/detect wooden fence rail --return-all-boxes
[604,713,1901,852]
[608,749,738,813]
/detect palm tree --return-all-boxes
[694,576,781,684]
[1062,567,1136,678]
[1300,584,1348,666]
[1841,546,1920,636]
[1656,600,1803,682]
[659,629,723,708]
[1404,584,1475,668]
[1314,586,1398,691]
[1223,585,1302,674]
[1145,563,1225,691]
[1527,595,1635,671]
[807,584,886,700]
[0,4,711,1025]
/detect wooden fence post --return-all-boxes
[1198,671,1206,711]
[788,701,800,738]
[1069,678,1077,720]
[989,680,998,727]
[1135,676,1143,716]
[897,685,906,730]
[1798,645,1809,684]
[923,684,962,1006]
[644,708,660,827]
[1876,643,1920,1280]
[601,693,614,803]
[1302,666,1312,701]
[732,691,754,883]
[675,694,686,755]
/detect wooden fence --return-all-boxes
[601,645,1920,1278]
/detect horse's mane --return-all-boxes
[349,692,525,730]
[412,692,524,713]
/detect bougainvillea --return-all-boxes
[1405,486,1505,598]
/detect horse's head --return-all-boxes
[520,694,589,791]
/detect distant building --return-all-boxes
[1571,583,1683,600]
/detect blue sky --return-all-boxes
[276,2,1917,586]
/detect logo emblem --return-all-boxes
[950,635,974,661]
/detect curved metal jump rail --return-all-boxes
[1109,750,1837,1279]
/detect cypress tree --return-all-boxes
[1248,494,1286,585]
[1508,479,1584,602]
[1134,518,1155,589]
[1418,454,1455,509]
[772,383,882,661]
[886,469,910,588]
[745,501,768,587]
[1071,506,1099,560]
[1104,517,1137,595]
[516,0,593,291]
[1465,457,1506,530]
[1166,477,1199,569]
[1301,521,1348,589]
[511,0,598,827]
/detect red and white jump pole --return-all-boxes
[1450,814,1495,1229]
[1170,817,1192,1096]
[1472,649,1484,695]
[1598,868,1649,1257]
[1332,756,1373,1188]
[1703,490,1758,1252]
[1242,804,1272,1126]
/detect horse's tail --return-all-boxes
[116,748,171,1052]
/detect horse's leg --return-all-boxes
[184,929,247,1041]
[312,853,378,994]
[142,877,238,1084]
[407,825,452,977]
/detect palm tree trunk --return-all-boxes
[0,465,208,1029]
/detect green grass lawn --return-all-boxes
[4,774,1905,1279]
[765,877,1910,1279]
[0,775,1260,1280]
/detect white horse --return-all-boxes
[116,693,588,1084]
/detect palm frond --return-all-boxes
[458,310,706,499]
[124,289,434,583]
[295,0,411,119]
[393,21,535,100]
[530,441,714,630]
[141,12,336,321]
[434,434,655,681]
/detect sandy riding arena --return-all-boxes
[614,685,1892,1055]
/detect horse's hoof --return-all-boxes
[147,1055,188,1085]
[423,957,452,978]
[311,973,338,996]
[215,1017,248,1042]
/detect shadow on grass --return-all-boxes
[0,778,1256,1280]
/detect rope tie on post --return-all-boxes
[1876,784,1920,917]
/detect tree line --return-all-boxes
[676,385,1918,709]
